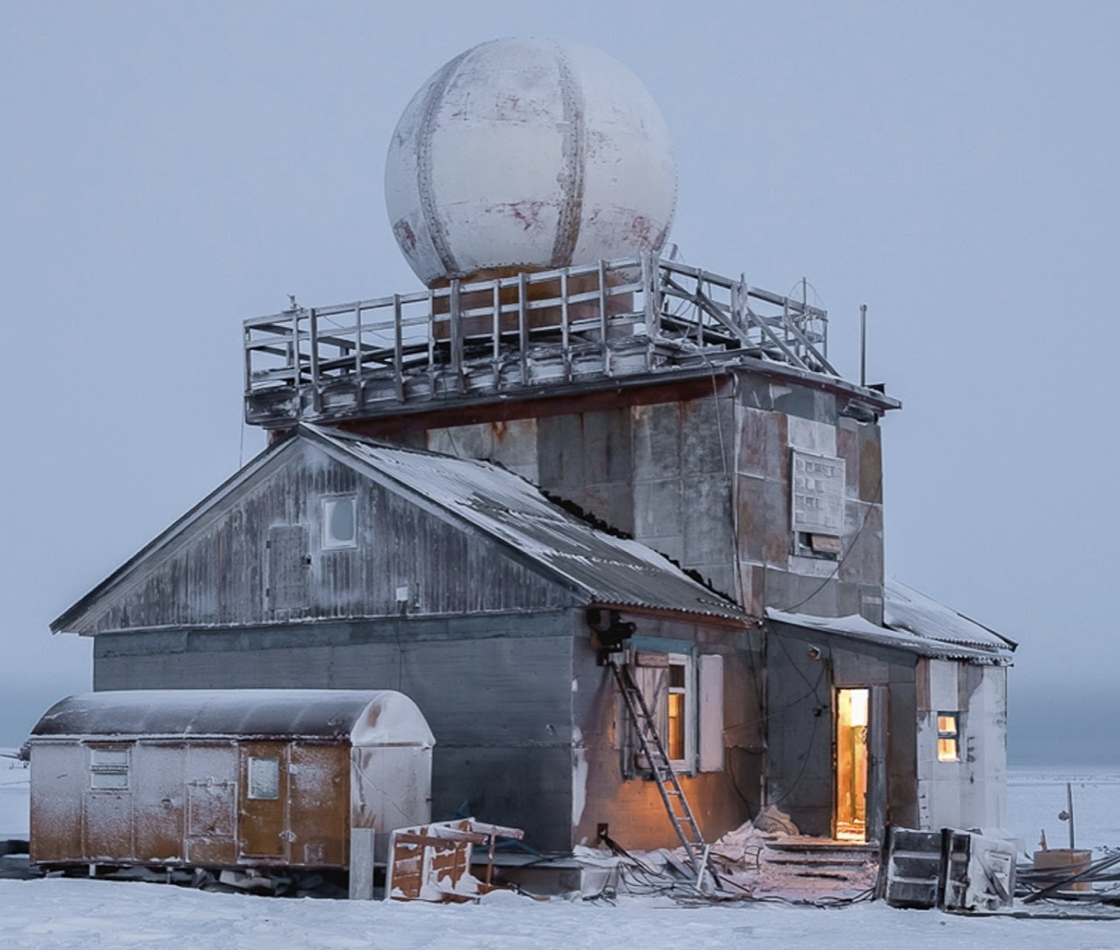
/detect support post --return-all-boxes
[349,827,376,900]
[518,272,529,385]
[492,281,502,389]
[860,303,868,388]
[393,294,404,402]
[598,260,610,376]
[450,278,464,393]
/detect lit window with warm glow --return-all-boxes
[937,712,960,762]
[667,662,686,761]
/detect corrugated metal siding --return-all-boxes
[316,427,749,623]
[768,605,1013,663]
[884,579,1015,652]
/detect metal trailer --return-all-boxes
[28,689,434,889]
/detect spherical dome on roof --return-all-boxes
[385,38,677,286]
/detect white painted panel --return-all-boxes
[698,654,724,772]
[787,417,837,456]
[790,451,846,536]
[916,710,963,831]
[926,659,960,712]
[960,666,1008,830]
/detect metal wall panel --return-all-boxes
[94,613,579,851]
[570,616,764,851]
[766,623,919,840]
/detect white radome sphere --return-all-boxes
[385,38,677,286]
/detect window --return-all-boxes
[667,662,686,761]
[629,652,725,774]
[630,651,727,773]
[322,495,357,549]
[89,747,130,790]
[791,451,846,560]
[248,756,280,799]
[937,712,960,762]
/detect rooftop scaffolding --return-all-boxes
[243,254,843,428]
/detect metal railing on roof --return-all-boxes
[243,254,836,425]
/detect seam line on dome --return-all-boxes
[550,43,586,267]
[415,47,471,279]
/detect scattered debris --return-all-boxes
[883,827,1016,912]
[385,819,524,902]
[580,818,878,905]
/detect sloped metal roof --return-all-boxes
[312,427,751,624]
[884,578,1016,652]
[767,580,1014,663]
[30,689,434,746]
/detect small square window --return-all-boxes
[248,756,280,799]
[937,712,960,762]
[90,747,130,790]
[322,496,357,549]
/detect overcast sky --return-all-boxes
[2,2,1117,762]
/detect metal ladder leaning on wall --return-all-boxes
[607,658,712,888]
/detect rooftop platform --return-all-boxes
[244,254,894,428]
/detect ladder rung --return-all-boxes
[610,659,709,883]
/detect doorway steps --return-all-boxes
[753,839,881,900]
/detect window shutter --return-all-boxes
[698,654,724,772]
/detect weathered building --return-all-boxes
[49,36,1015,864]
[54,425,763,851]
[29,689,434,874]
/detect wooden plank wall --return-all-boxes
[74,441,578,635]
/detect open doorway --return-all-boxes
[835,687,869,842]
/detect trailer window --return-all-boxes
[248,756,280,799]
[89,747,130,789]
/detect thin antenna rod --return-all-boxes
[860,304,868,388]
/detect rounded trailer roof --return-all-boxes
[31,690,434,748]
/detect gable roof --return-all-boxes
[766,578,1015,664]
[309,426,750,623]
[53,425,752,633]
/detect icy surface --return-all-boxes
[1005,765,1120,855]
[3,762,1120,946]
[2,876,1120,949]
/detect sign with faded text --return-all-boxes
[791,451,846,536]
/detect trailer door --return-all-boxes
[238,743,290,862]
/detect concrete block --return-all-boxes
[349,829,376,900]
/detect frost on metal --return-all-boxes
[385,38,677,285]
[28,690,434,874]
[768,578,1016,664]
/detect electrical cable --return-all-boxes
[779,462,884,614]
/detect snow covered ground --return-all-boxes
[2,755,1118,949]
[0,753,29,841]
[4,881,1120,950]
[1006,766,1120,856]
